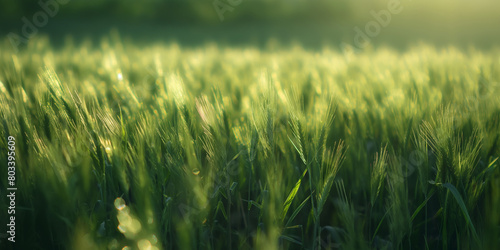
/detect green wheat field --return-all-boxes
[0,35,499,249]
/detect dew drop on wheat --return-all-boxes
[114,197,126,211]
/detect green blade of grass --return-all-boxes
[411,188,435,222]
[282,168,307,223]
[371,204,392,244]
[285,195,311,228]
[441,183,481,246]
[279,235,303,246]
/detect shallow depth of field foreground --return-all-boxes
[0,37,499,249]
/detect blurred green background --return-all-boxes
[1,0,499,49]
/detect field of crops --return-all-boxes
[0,36,499,249]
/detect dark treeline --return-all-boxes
[0,0,353,24]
